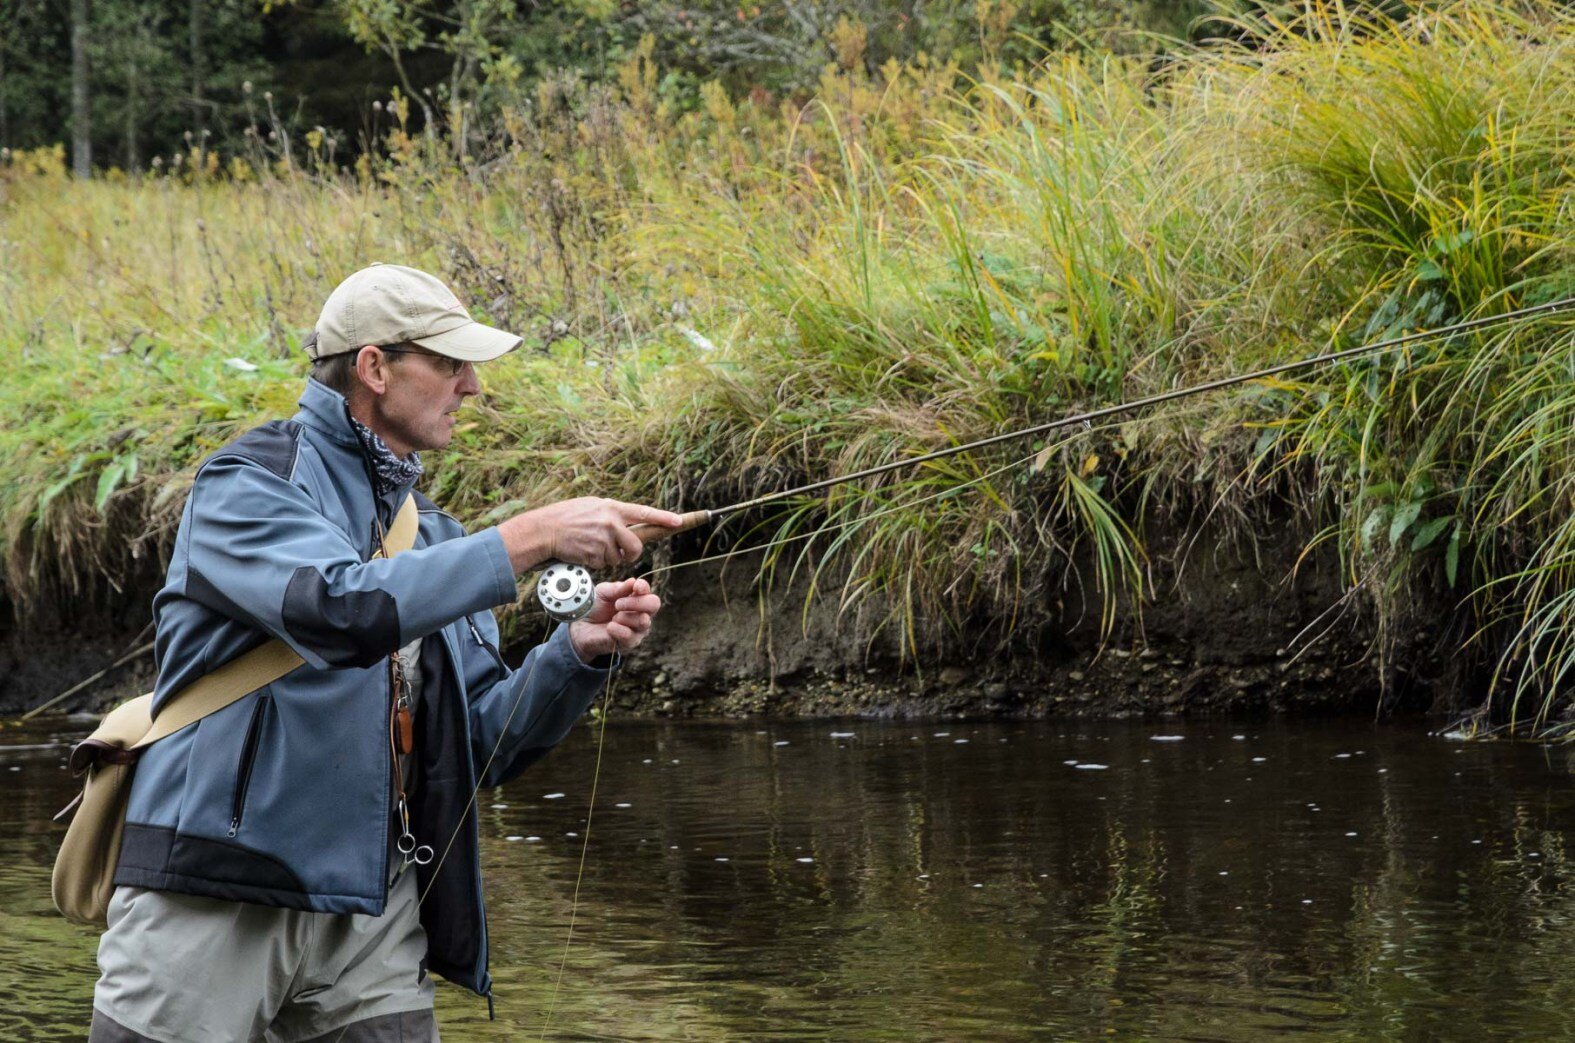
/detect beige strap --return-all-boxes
[134,496,421,748]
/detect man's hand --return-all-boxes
[497,498,682,575]
[568,578,663,661]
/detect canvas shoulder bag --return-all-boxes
[51,495,420,925]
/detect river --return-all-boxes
[1,716,1572,1041]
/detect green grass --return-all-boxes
[1,1,1571,728]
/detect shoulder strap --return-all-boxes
[135,495,421,749]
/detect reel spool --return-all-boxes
[536,561,596,623]
[531,509,712,623]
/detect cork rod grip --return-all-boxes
[630,510,711,544]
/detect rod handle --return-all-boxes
[631,510,711,544]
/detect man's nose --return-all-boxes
[457,363,482,395]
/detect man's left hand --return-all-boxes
[568,578,663,662]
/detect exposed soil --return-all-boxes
[609,519,1404,720]
[0,517,1460,722]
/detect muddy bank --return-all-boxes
[2,512,1461,723]
[613,520,1406,719]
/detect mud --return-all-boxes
[609,518,1399,720]
[0,516,1444,722]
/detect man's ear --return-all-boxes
[353,346,391,396]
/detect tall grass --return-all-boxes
[1,2,1571,727]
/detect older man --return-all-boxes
[89,263,678,1042]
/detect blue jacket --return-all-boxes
[117,378,612,996]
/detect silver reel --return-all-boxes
[536,560,596,623]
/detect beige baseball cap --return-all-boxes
[308,263,521,363]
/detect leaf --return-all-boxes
[1362,481,1398,500]
[94,460,126,513]
[1388,501,1422,546]
[1080,453,1099,477]
[1410,515,1453,551]
[37,454,88,516]
[1445,524,1462,588]
[1416,259,1446,282]
[1360,507,1389,549]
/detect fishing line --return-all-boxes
[539,667,617,1039]
[536,297,1575,623]
[388,296,1575,1036]
[519,299,1575,1034]
[638,405,1192,583]
[415,638,553,911]
[706,297,1575,519]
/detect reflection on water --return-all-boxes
[2,716,1574,1041]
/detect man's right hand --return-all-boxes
[496,497,683,575]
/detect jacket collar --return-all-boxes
[294,378,422,503]
[296,378,361,448]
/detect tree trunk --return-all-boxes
[0,31,9,150]
[190,0,205,155]
[125,63,140,172]
[71,0,91,177]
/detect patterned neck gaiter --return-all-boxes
[350,416,424,493]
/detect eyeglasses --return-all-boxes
[378,346,468,378]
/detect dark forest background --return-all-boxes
[0,0,1413,176]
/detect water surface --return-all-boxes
[2,716,1572,1041]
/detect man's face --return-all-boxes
[362,345,483,456]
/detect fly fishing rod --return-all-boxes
[534,296,1575,621]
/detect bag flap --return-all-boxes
[68,693,154,773]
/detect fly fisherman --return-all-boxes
[89,263,680,1042]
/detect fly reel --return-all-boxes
[531,510,712,624]
[536,561,596,623]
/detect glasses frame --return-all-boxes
[377,344,469,378]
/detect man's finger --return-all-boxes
[616,502,683,528]
[614,594,661,614]
[597,580,635,601]
[614,526,644,563]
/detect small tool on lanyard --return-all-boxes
[388,650,433,867]
[373,510,433,870]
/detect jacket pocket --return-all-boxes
[227,692,270,838]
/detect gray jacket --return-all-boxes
[118,378,611,996]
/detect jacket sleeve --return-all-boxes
[459,612,613,788]
[181,455,518,670]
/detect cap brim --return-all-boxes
[412,320,521,362]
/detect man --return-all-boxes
[89,263,680,1042]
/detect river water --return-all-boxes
[1,715,1572,1041]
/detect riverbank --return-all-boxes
[3,2,1572,729]
[0,510,1404,722]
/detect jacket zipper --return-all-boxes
[228,694,269,837]
[466,615,508,672]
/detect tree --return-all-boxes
[93,0,179,170]
[70,0,91,176]
[339,0,523,152]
